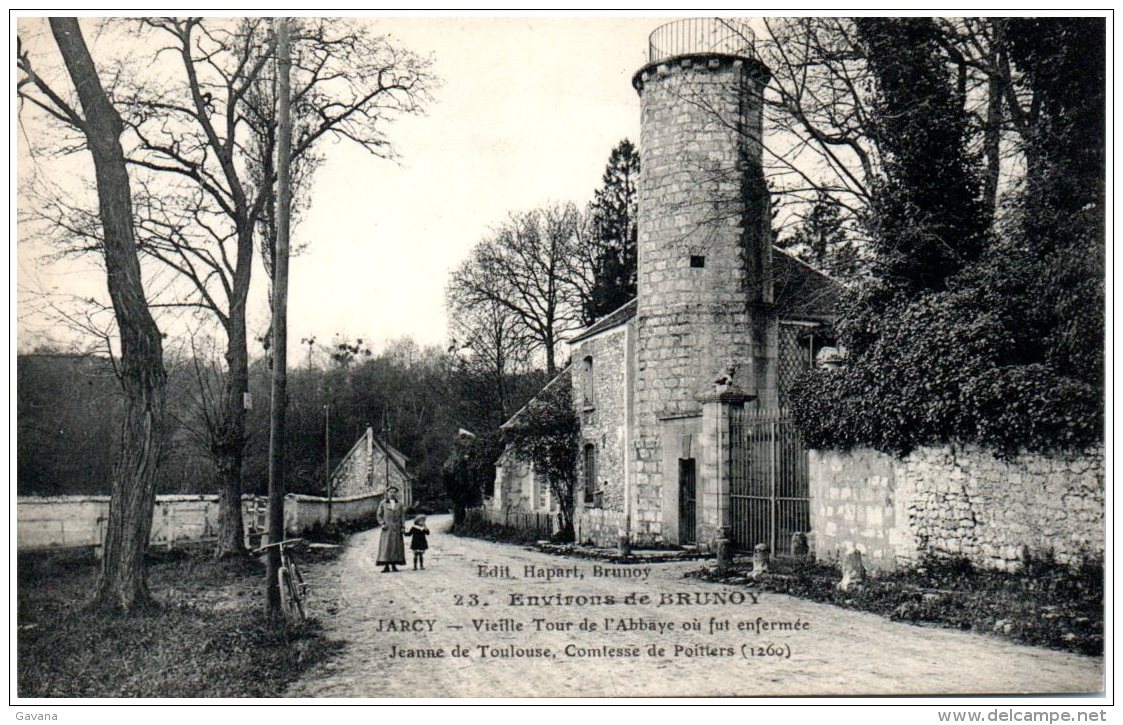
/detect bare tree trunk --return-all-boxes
[982,54,1003,223]
[544,332,556,377]
[213,308,249,558]
[50,18,167,611]
[266,17,293,616]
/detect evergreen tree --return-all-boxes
[586,139,640,321]
[777,191,860,280]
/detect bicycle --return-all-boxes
[252,538,338,623]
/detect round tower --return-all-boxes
[629,18,775,543]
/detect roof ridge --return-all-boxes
[499,365,573,431]
[771,244,845,288]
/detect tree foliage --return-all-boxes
[501,369,578,536]
[853,17,987,314]
[776,189,860,281]
[791,17,1104,457]
[584,139,639,322]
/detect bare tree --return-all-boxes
[22,17,436,558]
[749,18,880,235]
[447,289,533,422]
[447,203,585,376]
[18,18,168,610]
[743,17,1027,235]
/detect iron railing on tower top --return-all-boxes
[648,18,756,64]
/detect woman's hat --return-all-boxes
[387,485,399,493]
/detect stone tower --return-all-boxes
[630,19,776,543]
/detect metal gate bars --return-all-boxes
[728,408,810,555]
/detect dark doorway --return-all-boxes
[678,458,697,544]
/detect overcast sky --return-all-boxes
[16,15,684,356]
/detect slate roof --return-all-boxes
[567,299,638,344]
[770,247,844,322]
[498,366,572,432]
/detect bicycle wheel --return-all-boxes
[278,565,306,624]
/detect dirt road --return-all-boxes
[286,515,1102,698]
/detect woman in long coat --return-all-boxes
[376,486,407,572]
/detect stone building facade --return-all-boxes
[494,20,1103,566]
[492,448,556,514]
[493,21,840,548]
[628,50,776,547]
[570,306,633,544]
[330,426,413,506]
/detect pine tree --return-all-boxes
[777,191,859,280]
[586,139,640,321]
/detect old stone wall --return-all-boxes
[17,492,385,551]
[631,54,772,545]
[574,327,628,512]
[575,507,627,547]
[283,492,383,535]
[810,445,1105,572]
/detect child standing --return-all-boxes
[404,515,430,570]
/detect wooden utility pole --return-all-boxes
[325,403,333,524]
[382,410,392,494]
[266,16,293,616]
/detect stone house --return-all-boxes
[490,20,842,548]
[330,426,414,507]
[489,369,570,517]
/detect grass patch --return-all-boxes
[687,554,1104,657]
[18,546,344,697]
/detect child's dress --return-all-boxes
[405,525,430,551]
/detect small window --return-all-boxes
[689,255,706,268]
[583,444,597,505]
[582,355,594,407]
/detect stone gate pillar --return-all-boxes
[696,386,753,549]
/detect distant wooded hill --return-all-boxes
[17,347,547,501]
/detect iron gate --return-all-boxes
[729,409,809,555]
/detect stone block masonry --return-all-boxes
[809,445,1104,572]
[573,327,629,515]
[631,53,774,546]
[575,507,627,547]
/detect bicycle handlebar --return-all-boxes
[250,538,305,556]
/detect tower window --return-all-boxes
[689,255,706,268]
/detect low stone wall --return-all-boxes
[18,496,115,550]
[17,491,383,552]
[17,494,230,551]
[574,507,626,547]
[283,492,383,534]
[810,445,1105,572]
